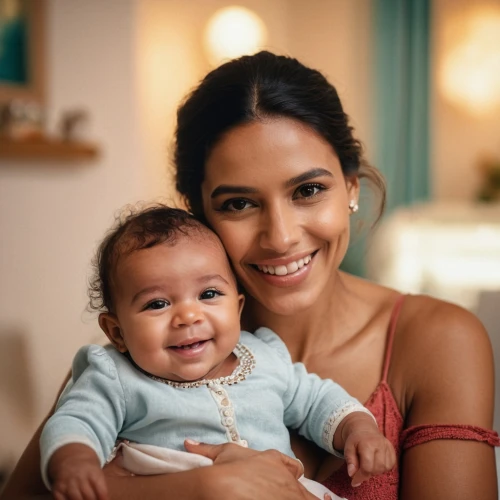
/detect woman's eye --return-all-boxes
[146,300,169,310]
[295,184,323,199]
[200,289,222,300]
[219,198,254,212]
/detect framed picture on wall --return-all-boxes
[0,0,45,104]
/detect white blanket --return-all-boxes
[112,441,347,500]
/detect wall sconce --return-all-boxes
[204,6,267,67]
[439,7,500,115]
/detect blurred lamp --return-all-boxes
[204,6,267,66]
[440,8,500,115]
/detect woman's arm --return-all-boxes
[2,434,316,500]
[1,371,71,500]
[0,375,318,500]
[399,299,498,499]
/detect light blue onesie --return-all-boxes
[40,328,367,485]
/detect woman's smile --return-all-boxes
[248,250,318,287]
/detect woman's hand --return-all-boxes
[184,439,303,476]
[185,440,318,500]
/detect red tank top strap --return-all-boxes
[381,294,406,383]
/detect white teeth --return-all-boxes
[275,265,287,276]
[256,254,313,276]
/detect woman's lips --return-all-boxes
[250,252,316,287]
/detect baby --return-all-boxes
[40,205,395,500]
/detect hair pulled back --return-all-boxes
[175,51,385,219]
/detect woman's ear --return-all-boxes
[99,313,127,352]
[346,175,360,202]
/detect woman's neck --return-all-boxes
[242,271,365,362]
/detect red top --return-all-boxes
[321,295,500,499]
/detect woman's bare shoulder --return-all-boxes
[398,294,491,352]
[394,294,494,426]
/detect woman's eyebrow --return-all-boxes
[211,185,258,199]
[284,168,334,188]
[210,168,333,198]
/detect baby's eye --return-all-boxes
[146,300,169,310]
[294,184,324,199]
[219,198,255,212]
[200,289,223,300]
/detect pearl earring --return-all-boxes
[349,200,359,213]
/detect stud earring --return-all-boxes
[349,200,359,213]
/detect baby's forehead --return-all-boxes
[180,227,233,265]
[178,227,237,282]
[187,225,225,250]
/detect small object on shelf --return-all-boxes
[0,99,44,139]
[59,108,89,142]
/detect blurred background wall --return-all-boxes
[1,0,499,484]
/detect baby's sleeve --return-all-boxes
[40,345,126,488]
[254,327,374,456]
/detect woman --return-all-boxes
[2,52,498,500]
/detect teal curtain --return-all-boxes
[342,0,431,276]
[374,0,431,212]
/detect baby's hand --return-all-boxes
[335,412,396,488]
[49,443,108,500]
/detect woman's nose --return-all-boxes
[171,303,204,328]
[259,204,301,253]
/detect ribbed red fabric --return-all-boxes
[401,424,500,450]
[321,295,500,499]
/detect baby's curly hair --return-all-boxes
[88,204,206,313]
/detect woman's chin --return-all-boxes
[251,289,320,317]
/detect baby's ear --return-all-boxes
[237,294,245,317]
[99,313,127,352]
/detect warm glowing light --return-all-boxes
[440,7,500,115]
[204,6,267,66]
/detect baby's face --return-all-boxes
[104,233,244,382]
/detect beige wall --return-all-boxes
[431,0,500,200]
[0,0,147,466]
[0,0,374,472]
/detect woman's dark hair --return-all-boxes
[88,205,204,313]
[174,51,385,220]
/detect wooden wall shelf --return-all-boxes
[0,137,99,161]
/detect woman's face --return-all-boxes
[202,117,358,315]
